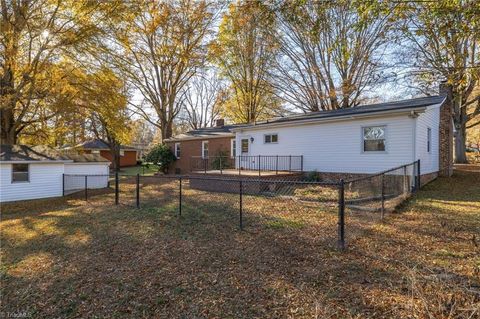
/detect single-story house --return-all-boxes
[232,93,453,181]
[165,119,246,173]
[166,84,454,182]
[0,145,110,203]
[74,139,139,167]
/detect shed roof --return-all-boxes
[233,95,446,130]
[0,145,109,163]
[75,139,137,150]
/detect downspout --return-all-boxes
[410,111,418,164]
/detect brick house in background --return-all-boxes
[75,139,139,168]
[165,120,245,174]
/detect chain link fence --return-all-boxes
[342,161,420,245]
[63,160,420,249]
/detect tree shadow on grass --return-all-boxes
[1,167,480,317]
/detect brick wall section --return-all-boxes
[84,150,137,167]
[188,173,304,194]
[438,83,454,177]
[167,136,234,174]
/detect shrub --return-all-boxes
[211,150,232,170]
[305,170,320,182]
[143,144,176,174]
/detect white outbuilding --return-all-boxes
[0,145,110,203]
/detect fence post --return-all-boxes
[239,180,243,230]
[136,173,140,208]
[337,179,345,250]
[204,158,207,174]
[84,175,88,202]
[416,160,421,191]
[115,172,119,205]
[258,155,261,176]
[276,155,279,174]
[289,155,292,172]
[403,165,407,196]
[62,174,65,196]
[179,177,182,216]
[220,156,223,175]
[381,173,385,220]
[300,155,304,172]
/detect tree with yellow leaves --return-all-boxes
[210,0,283,124]
[0,0,123,145]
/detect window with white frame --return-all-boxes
[12,164,29,183]
[231,139,236,157]
[175,142,181,158]
[120,150,125,156]
[264,134,278,144]
[427,128,431,153]
[241,139,249,153]
[363,126,386,152]
[202,141,209,158]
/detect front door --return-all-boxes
[239,137,250,169]
[240,138,249,156]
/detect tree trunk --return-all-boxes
[161,121,174,141]
[0,108,17,145]
[109,143,121,172]
[454,124,468,164]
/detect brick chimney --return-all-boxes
[215,119,225,127]
[438,81,454,177]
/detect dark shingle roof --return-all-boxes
[240,96,446,128]
[167,124,247,141]
[76,139,137,150]
[0,145,109,163]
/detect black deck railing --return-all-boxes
[190,155,304,175]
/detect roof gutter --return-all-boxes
[231,107,429,132]
[164,134,235,143]
[0,160,75,164]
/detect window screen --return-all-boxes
[363,126,386,152]
[174,143,181,158]
[202,141,209,158]
[12,164,29,182]
[264,134,278,143]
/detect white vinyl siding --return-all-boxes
[415,105,440,174]
[236,114,417,174]
[0,163,64,202]
[0,162,110,203]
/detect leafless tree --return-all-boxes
[397,0,480,163]
[273,0,396,112]
[111,0,219,141]
[179,72,224,130]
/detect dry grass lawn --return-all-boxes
[1,165,479,318]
